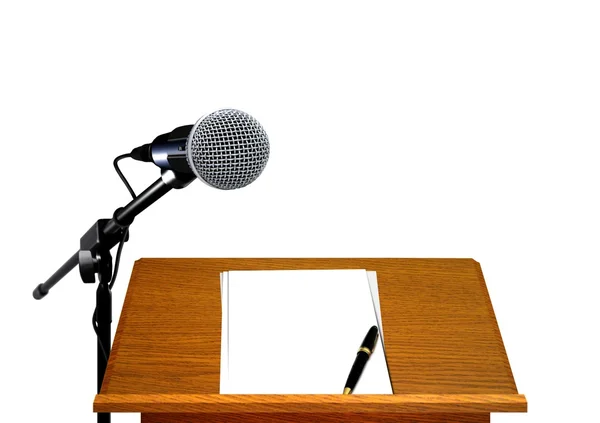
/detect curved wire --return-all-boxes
[93,154,137,362]
[113,154,137,199]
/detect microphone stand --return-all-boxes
[32,169,194,423]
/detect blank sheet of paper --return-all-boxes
[221,269,392,394]
[220,271,229,393]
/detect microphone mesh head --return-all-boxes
[186,109,270,190]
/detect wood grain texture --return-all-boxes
[141,412,490,423]
[96,258,525,415]
[95,394,526,413]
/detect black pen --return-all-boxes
[343,325,379,394]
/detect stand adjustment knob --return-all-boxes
[79,250,97,283]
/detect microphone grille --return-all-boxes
[186,109,270,190]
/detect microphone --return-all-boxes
[130,108,270,190]
[33,108,270,300]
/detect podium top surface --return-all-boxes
[95,258,525,413]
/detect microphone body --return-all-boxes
[130,125,194,175]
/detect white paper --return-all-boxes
[219,271,229,393]
[220,269,392,394]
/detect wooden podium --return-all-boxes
[94,258,526,423]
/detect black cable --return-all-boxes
[93,154,137,362]
[92,228,127,363]
[92,309,109,363]
[108,227,128,290]
[114,154,137,199]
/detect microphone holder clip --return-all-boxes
[78,219,129,284]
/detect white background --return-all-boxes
[1,1,598,422]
